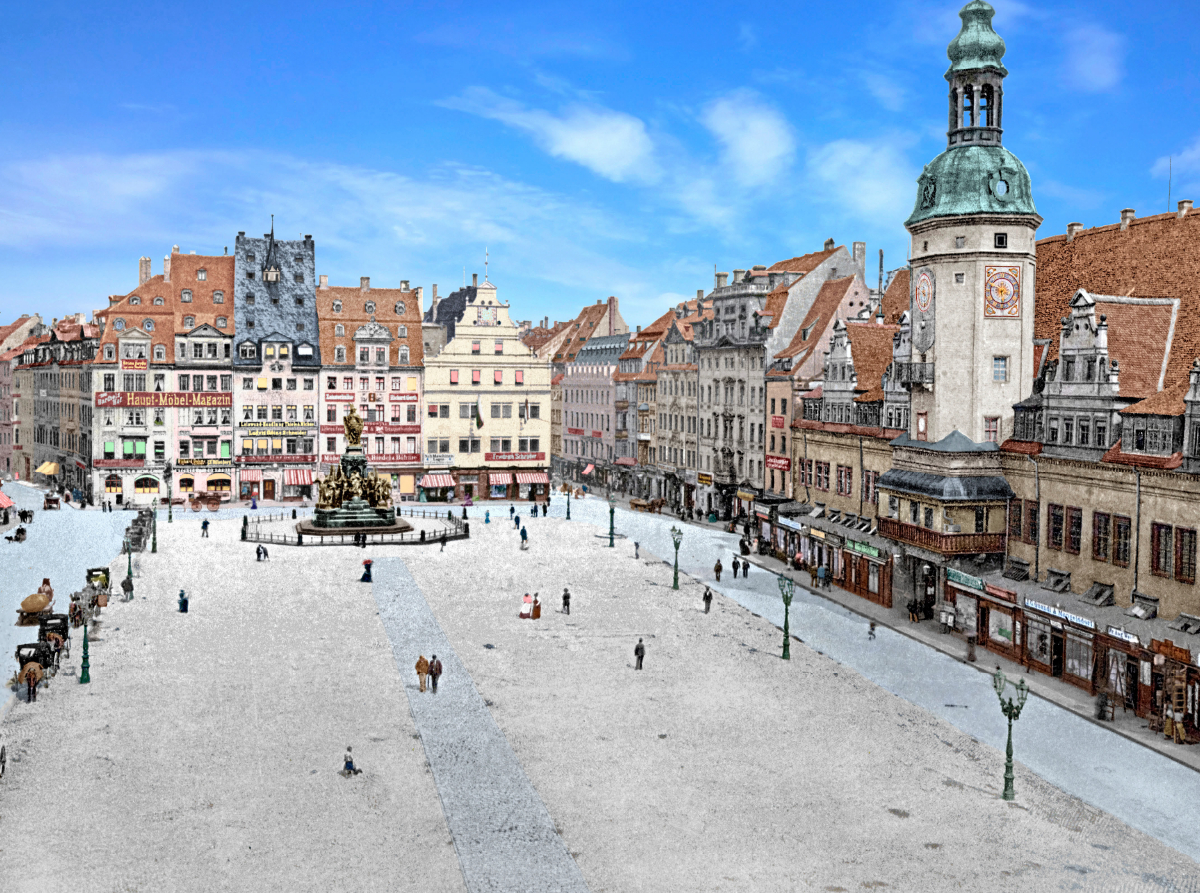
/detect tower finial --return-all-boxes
[485,246,489,283]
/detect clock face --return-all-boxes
[915,271,933,313]
[984,266,1021,318]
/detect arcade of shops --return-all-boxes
[237,466,315,502]
[416,469,549,502]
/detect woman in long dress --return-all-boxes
[531,594,541,620]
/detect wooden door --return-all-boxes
[264,478,275,501]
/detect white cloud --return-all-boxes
[1063,25,1124,92]
[862,71,906,113]
[440,88,658,184]
[1152,136,1200,178]
[738,23,757,52]
[805,139,916,220]
[701,90,795,188]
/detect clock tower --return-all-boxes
[904,0,1041,444]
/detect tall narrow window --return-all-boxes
[1152,523,1173,577]
[1176,528,1197,584]
[1093,512,1111,562]
[961,85,974,128]
[1048,503,1064,550]
[979,85,993,127]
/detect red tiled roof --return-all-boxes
[775,277,855,360]
[1120,381,1188,417]
[846,322,900,403]
[316,284,424,369]
[551,302,611,363]
[768,247,839,274]
[881,269,909,325]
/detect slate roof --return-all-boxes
[890,430,998,452]
[876,468,1015,501]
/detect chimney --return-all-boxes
[472,273,478,287]
[824,238,835,251]
[853,241,866,273]
[1120,208,1135,231]
[1178,200,1193,219]
[414,286,423,308]
[163,254,171,282]
[224,246,228,255]
[636,325,641,333]
[360,276,370,292]
[400,279,410,291]
[733,269,745,282]
[172,244,180,254]
[318,274,328,289]
[1066,222,1083,242]
[697,289,704,301]
[715,272,728,288]
[139,256,151,285]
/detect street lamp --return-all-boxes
[992,669,1029,801]
[670,525,683,589]
[778,575,794,660]
[608,491,617,547]
[79,623,91,684]
[125,536,133,582]
[566,487,571,521]
[165,460,173,523]
[151,508,157,553]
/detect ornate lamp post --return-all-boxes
[608,491,617,547]
[778,575,794,660]
[566,487,571,521]
[993,669,1029,801]
[125,536,133,582]
[151,507,157,553]
[670,525,683,589]
[165,460,173,523]
[80,623,91,684]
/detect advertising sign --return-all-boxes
[241,421,313,429]
[388,393,418,402]
[324,392,355,402]
[366,453,421,465]
[591,430,603,438]
[484,452,545,462]
[94,459,144,468]
[771,415,785,428]
[424,453,455,465]
[235,455,316,464]
[567,427,584,436]
[121,358,148,370]
[697,472,713,486]
[319,424,419,435]
[1024,599,1095,630]
[175,459,234,468]
[96,391,232,408]
[765,455,791,471]
[946,567,984,591]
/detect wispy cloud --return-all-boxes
[862,71,906,113]
[805,138,916,221]
[1063,25,1124,92]
[439,87,659,184]
[701,90,795,188]
[738,23,757,52]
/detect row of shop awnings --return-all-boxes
[583,464,595,475]
[35,462,60,475]
[420,474,456,489]
[283,469,315,486]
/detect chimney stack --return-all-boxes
[715,272,728,288]
[1120,208,1135,231]
[1178,200,1193,219]
[431,284,438,303]
[139,256,151,285]
[360,276,370,291]
[163,254,171,282]
[1066,222,1083,242]
[472,273,478,287]
[400,279,410,291]
[319,274,328,289]
[172,244,180,254]
[697,289,704,301]
[824,238,836,251]
[733,269,745,282]
[853,241,866,273]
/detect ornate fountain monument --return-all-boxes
[298,406,412,534]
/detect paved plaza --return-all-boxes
[1,498,1199,891]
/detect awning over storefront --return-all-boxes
[283,469,314,486]
[583,464,595,475]
[489,472,514,485]
[35,462,60,475]
[615,457,637,466]
[516,472,549,484]
[240,469,263,482]
[420,474,455,488]
[0,491,13,509]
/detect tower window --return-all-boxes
[980,85,994,127]
[994,233,1008,249]
[955,236,965,249]
[955,273,965,284]
[962,85,974,128]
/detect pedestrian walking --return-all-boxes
[634,542,640,559]
[520,526,528,550]
[541,503,547,517]
[742,559,750,578]
[429,655,443,693]
[634,638,645,670]
[342,746,362,776]
[415,655,430,692]
[514,514,520,530]
[509,505,515,519]
[485,510,490,524]
[255,544,265,561]
[868,621,876,640]
[562,587,571,615]
[201,519,209,538]
[440,532,447,552]
[714,559,722,582]
[703,587,713,613]
[532,593,542,620]
[817,565,827,590]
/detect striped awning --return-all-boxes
[283,469,314,486]
[515,472,549,485]
[489,472,513,485]
[240,469,263,482]
[0,491,13,509]
[583,464,594,475]
[420,474,455,488]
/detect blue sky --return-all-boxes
[1,0,1197,329]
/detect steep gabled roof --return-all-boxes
[774,277,855,360]
[846,322,901,402]
[881,269,909,325]
[768,247,839,274]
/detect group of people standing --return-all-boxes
[712,555,752,582]
[414,654,444,693]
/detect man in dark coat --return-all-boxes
[703,588,713,614]
[562,587,571,615]
[201,519,209,538]
[509,505,515,519]
[732,557,740,578]
[634,638,645,670]
[429,655,443,693]
[713,559,722,582]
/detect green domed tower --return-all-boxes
[904,0,1042,445]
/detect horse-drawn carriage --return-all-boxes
[14,641,57,702]
[43,494,60,510]
[39,614,70,660]
[189,491,223,512]
[16,580,54,626]
[629,497,666,514]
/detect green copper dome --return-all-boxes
[905,145,1037,227]
[946,1,1007,78]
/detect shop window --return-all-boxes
[1065,631,1093,681]
[1152,523,1173,577]
[1092,512,1111,562]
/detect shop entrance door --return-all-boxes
[921,565,937,620]
[1125,659,1140,712]
[464,484,474,499]
[1051,632,1065,677]
[263,479,276,501]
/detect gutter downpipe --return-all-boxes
[1134,466,1142,597]
[1025,454,1040,582]
[858,435,865,520]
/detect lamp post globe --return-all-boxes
[608,492,617,547]
[993,669,1029,801]
[670,525,683,589]
[778,575,795,660]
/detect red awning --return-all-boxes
[0,491,13,509]
[283,469,314,486]
[614,457,637,466]
[420,474,455,488]
[516,472,549,485]
[583,464,594,475]
[240,469,263,482]
[489,472,513,485]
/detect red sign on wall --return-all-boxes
[765,455,791,471]
[96,391,232,408]
[591,430,603,438]
[94,459,145,468]
[484,452,545,462]
[771,415,785,428]
[235,455,317,464]
[566,427,584,435]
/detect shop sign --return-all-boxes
[388,393,419,402]
[697,472,713,486]
[984,583,1017,602]
[120,358,148,370]
[847,539,881,558]
[567,427,584,435]
[765,455,791,471]
[97,391,232,408]
[810,529,826,540]
[233,428,314,437]
[776,516,805,533]
[771,415,785,428]
[242,421,313,429]
[318,423,420,435]
[485,452,545,462]
[368,453,421,465]
[424,453,455,465]
[946,567,984,591]
[736,490,757,501]
[591,430,603,438]
[1105,626,1141,647]
[236,454,316,464]
[1024,599,1095,630]
[325,392,355,402]
[175,459,234,468]
[1151,639,1191,665]
[94,459,145,468]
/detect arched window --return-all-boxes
[153,296,164,305]
[105,474,122,493]
[130,295,141,305]
[335,324,345,336]
[398,346,409,364]
[397,325,407,337]
[143,319,154,331]
[213,291,224,304]
[178,476,194,493]
[394,301,406,315]
[114,318,126,331]
[365,301,376,314]
[154,345,165,360]
[979,85,993,127]
[134,476,159,494]
[961,85,974,128]
[333,301,342,313]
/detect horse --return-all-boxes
[44,632,66,666]
[18,662,43,702]
[17,509,33,524]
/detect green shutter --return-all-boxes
[220,441,230,459]
[104,441,115,453]
[123,441,134,456]
[135,441,146,456]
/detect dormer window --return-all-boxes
[395,301,406,314]
[114,319,126,331]
[197,269,207,281]
[365,301,376,314]
[265,346,275,358]
[335,324,345,336]
[104,345,114,361]
[246,252,256,262]
[153,297,164,306]
[130,296,141,305]
[239,342,256,358]
[279,345,289,358]
[183,316,195,328]
[216,317,227,328]
[333,301,342,313]
[154,345,165,360]
[213,291,224,304]
[144,319,154,332]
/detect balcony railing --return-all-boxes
[878,516,1005,555]
[892,362,935,385]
